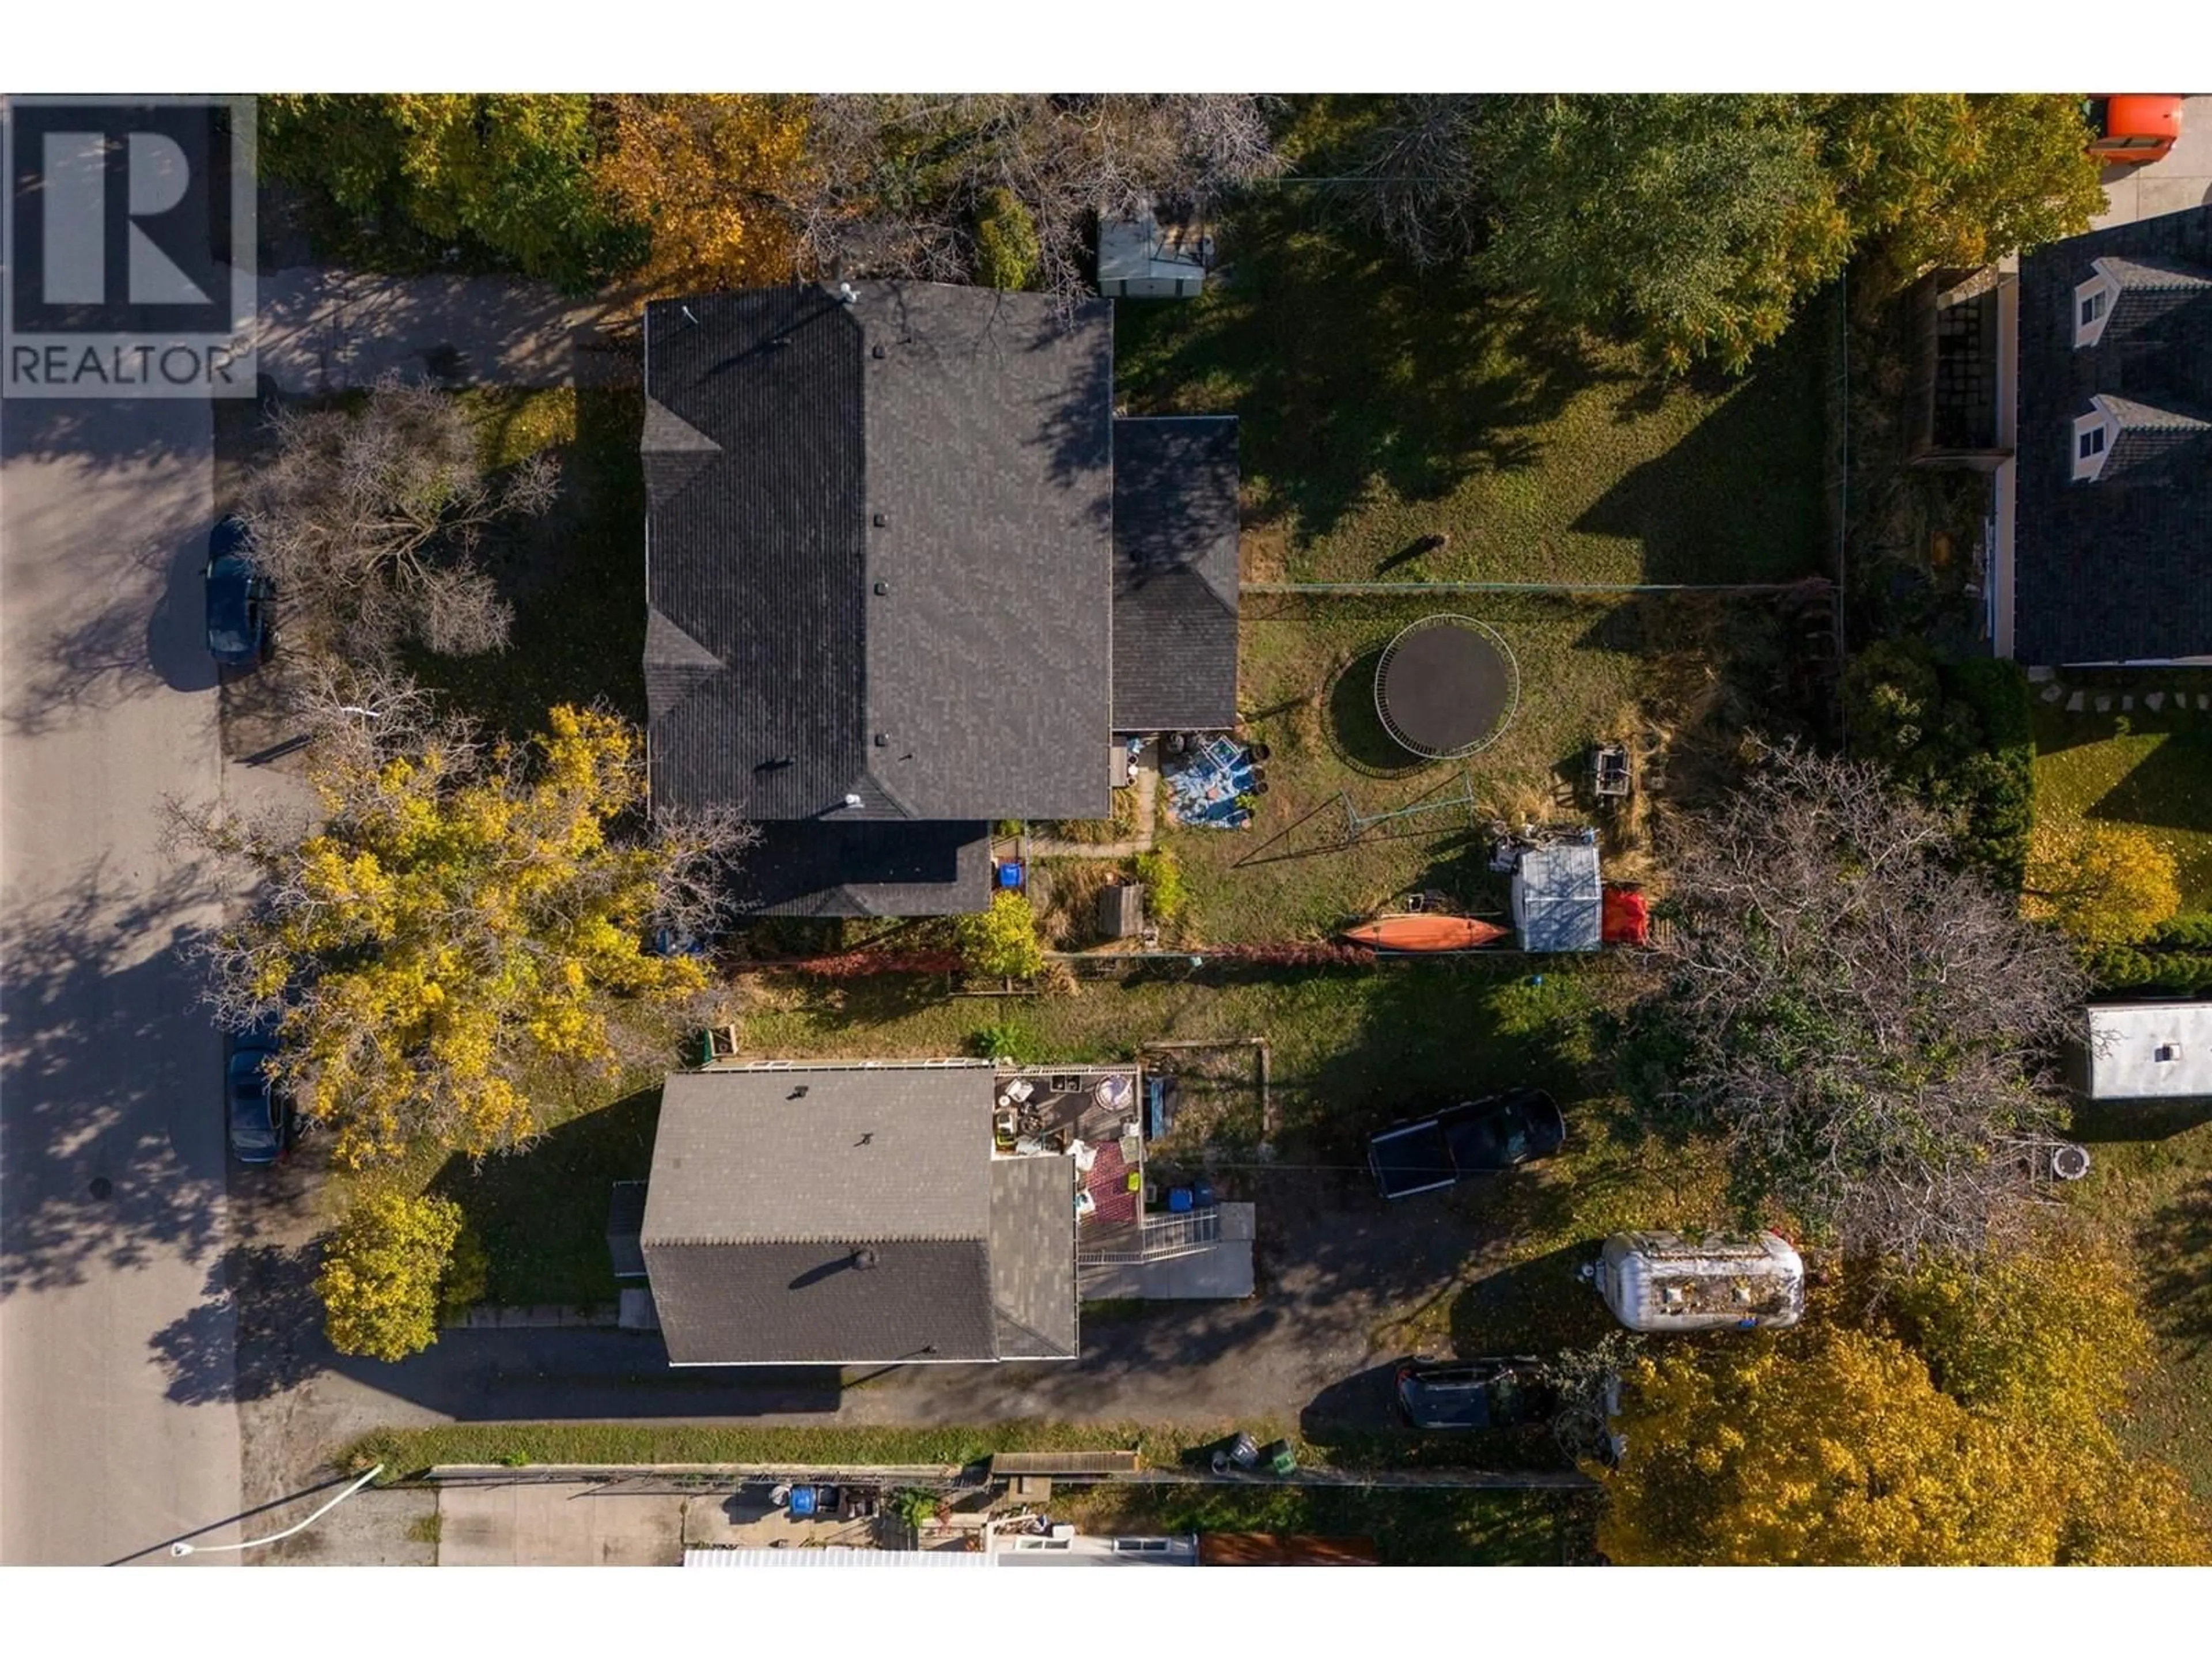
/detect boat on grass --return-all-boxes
[1341,914,1509,952]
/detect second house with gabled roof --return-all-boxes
[641,281,1239,917]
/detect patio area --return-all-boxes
[993,1066,1146,1250]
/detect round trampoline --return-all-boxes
[1373,614,1518,760]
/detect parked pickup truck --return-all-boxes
[1367,1087,1566,1200]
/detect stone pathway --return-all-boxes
[2036,673,2209,721]
[1028,748,1159,860]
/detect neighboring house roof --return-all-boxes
[1111,417,1240,732]
[738,820,991,918]
[1510,842,1603,953]
[2014,207,2212,664]
[642,283,1115,824]
[639,1065,1078,1365]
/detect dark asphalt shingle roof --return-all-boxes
[738,821,991,917]
[642,282,1113,823]
[2014,207,2212,665]
[639,1064,1075,1365]
[1110,417,1240,732]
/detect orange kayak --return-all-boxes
[1342,914,1509,952]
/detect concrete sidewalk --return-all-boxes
[435,1482,886,1566]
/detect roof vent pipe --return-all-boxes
[852,1247,879,1270]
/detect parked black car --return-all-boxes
[204,515,274,666]
[1367,1086,1566,1199]
[1396,1356,1557,1430]
[1396,1355,1627,1468]
[226,1020,290,1165]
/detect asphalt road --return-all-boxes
[0,394,244,1565]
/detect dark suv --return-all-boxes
[204,516,275,666]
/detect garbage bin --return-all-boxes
[1262,1440,1296,1476]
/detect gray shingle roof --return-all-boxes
[640,1064,1075,1365]
[989,1157,1078,1360]
[738,820,991,917]
[2015,207,2212,664]
[642,282,1113,823]
[1111,418,1240,732]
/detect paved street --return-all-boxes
[0,395,251,1565]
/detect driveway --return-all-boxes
[2090,95,2212,232]
[0,396,241,1565]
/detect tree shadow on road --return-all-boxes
[3,516,218,740]
[151,1241,328,1406]
[0,860,234,1297]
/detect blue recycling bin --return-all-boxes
[1192,1178,1215,1209]
[997,861,1024,889]
[789,1485,819,1518]
[1168,1187,1194,1214]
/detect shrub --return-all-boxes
[972,187,1043,291]
[969,1019,1043,1064]
[955,891,1046,979]
[1844,642,2032,888]
[316,1192,464,1362]
[1134,848,1188,926]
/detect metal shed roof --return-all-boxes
[1510,842,1603,952]
[2085,1000,2212,1098]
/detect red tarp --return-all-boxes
[1601,885,1650,946]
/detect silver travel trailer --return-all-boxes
[1589,1230,1804,1334]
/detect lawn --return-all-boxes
[1167,589,1771,943]
[2065,1097,2212,1502]
[2033,679,2212,911]
[2033,671,2212,1502]
[1116,191,1831,586]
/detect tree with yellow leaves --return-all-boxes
[593,95,810,293]
[1602,1234,2211,1565]
[172,676,753,1170]
[2025,821,2181,944]
[1600,1325,2058,1565]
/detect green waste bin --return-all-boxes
[1262,1438,1296,1476]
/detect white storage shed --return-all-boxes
[1098,196,1210,298]
[2082,1000,2212,1099]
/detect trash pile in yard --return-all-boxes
[1162,733,1266,828]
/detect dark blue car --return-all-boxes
[204,516,274,666]
[226,1023,290,1165]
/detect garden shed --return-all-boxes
[2082,1000,2212,1099]
[1510,841,1603,952]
